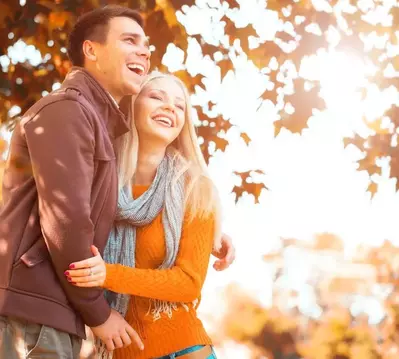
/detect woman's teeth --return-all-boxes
[153,116,172,127]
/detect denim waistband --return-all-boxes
[156,344,214,359]
[175,345,205,356]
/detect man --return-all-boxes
[0,5,235,358]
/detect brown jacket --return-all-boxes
[0,67,129,338]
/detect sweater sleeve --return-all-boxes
[103,213,215,302]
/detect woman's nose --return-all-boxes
[162,102,175,112]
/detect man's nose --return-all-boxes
[136,44,151,59]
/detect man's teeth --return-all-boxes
[127,63,145,74]
[154,116,172,127]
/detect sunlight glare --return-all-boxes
[318,51,366,111]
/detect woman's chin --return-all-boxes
[147,128,178,146]
[142,132,175,148]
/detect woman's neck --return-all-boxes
[134,144,166,185]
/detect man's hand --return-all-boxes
[212,233,235,271]
[91,309,144,352]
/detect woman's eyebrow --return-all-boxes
[150,89,184,103]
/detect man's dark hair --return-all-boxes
[67,5,144,67]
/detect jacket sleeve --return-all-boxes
[103,213,215,302]
[23,100,111,327]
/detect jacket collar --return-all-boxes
[62,67,130,139]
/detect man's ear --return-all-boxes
[82,40,97,62]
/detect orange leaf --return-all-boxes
[240,133,251,145]
[343,134,366,151]
[367,181,378,196]
[233,170,267,203]
[48,12,70,29]
[0,138,6,157]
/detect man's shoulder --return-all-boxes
[20,88,96,128]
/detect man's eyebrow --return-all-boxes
[121,32,150,47]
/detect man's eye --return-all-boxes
[176,105,185,111]
[125,38,135,44]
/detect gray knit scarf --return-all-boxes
[96,152,185,359]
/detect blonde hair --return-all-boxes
[115,72,222,249]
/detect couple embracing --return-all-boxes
[0,5,235,359]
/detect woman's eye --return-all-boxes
[150,95,163,101]
[176,105,185,111]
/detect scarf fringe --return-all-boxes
[94,298,200,357]
[96,338,113,359]
[146,298,199,321]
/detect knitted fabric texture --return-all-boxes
[104,185,215,359]
[97,152,184,359]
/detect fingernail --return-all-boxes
[69,264,75,269]
[64,271,69,276]
[67,277,72,282]
[140,345,144,350]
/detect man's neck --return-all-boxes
[106,91,119,108]
[83,66,121,104]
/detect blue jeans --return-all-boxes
[155,345,217,359]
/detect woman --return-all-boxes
[66,72,221,359]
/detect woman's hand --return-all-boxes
[65,245,106,288]
[212,233,235,271]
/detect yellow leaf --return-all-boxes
[33,69,48,77]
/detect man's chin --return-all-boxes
[124,82,142,96]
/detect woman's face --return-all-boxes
[133,77,186,146]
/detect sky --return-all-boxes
[2,0,399,356]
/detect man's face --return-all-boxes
[93,17,150,100]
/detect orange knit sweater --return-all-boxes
[103,185,215,359]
